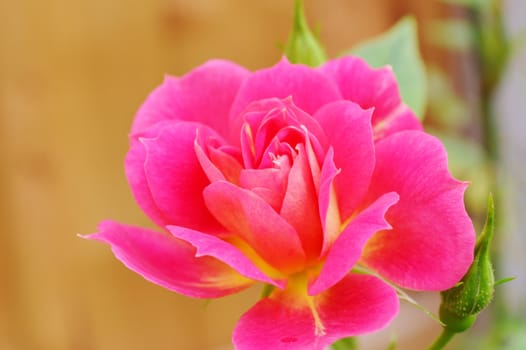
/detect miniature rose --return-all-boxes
[86,57,475,350]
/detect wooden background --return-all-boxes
[0,1,464,349]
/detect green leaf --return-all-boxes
[428,19,475,50]
[426,66,470,128]
[438,0,491,9]
[348,16,427,119]
[331,337,358,350]
[284,0,327,66]
[494,276,516,287]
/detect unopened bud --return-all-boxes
[439,194,495,333]
[284,0,327,66]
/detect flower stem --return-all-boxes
[427,329,456,350]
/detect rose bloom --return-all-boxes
[86,57,475,349]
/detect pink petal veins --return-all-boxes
[239,165,290,211]
[131,60,249,143]
[132,122,221,232]
[204,181,306,273]
[361,131,475,291]
[84,221,253,298]
[166,225,284,288]
[318,148,342,256]
[233,273,399,350]
[308,192,399,295]
[230,58,342,124]
[314,101,376,220]
[280,144,323,260]
[320,56,422,138]
[195,133,243,184]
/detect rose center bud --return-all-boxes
[237,98,327,265]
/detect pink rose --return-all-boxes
[87,57,475,349]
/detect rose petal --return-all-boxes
[125,128,168,227]
[230,58,341,123]
[166,225,284,288]
[194,137,226,183]
[195,134,243,184]
[372,104,423,140]
[84,221,252,298]
[320,56,422,138]
[127,121,221,231]
[361,131,476,290]
[131,60,249,142]
[318,148,341,256]
[203,181,306,273]
[308,192,399,295]
[233,273,399,350]
[252,98,328,151]
[208,146,243,183]
[237,98,328,169]
[301,127,323,194]
[239,165,290,211]
[314,101,376,220]
[280,144,323,260]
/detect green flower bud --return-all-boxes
[284,0,327,66]
[439,194,495,333]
